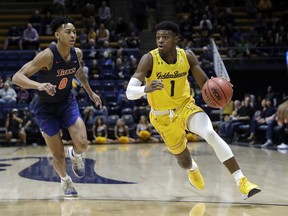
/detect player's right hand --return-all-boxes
[38,83,57,96]
[144,80,164,93]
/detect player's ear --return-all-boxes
[174,35,180,43]
[54,31,60,40]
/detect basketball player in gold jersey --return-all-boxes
[126,21,261,199]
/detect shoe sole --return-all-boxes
[243,188,261,200]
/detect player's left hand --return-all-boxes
[89,92,102,109]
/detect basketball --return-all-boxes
[201,77,233,108]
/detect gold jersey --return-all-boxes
[146,48,192,110]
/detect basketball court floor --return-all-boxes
[0,142,287,215]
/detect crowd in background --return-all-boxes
[0,0,287,149]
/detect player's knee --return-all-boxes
[75,137,89,151]
[52,152,65,163]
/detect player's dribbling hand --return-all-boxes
[38,83,56,96]
[89,92,103,109]
[144,80,164,93]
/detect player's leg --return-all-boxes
[149,111,204,190]
[187,111,261,199]
[42,131,78,197]
[174,147,205,190]
[67,117,88,178]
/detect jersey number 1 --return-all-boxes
[170,80,175,96]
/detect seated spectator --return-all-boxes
[92,116,114,144]
[136,115,159,143]
[82,3,95,30]
[126,32,141,48]
[260,113,284,148]
[180,14,193,41]
[17,87,30,104]
[0,81,17,104]
[96,23,110,48]
[198,46,213,75]
[5,108,26,145]
[22,23,39,50]
[98,1,111,26]
[247,98,276,144]
[3,25,23,50]
[41,11,53,35]
[257,0,273,18]
[114,118,135,144]
[79,28,88,48]
[52,0,66,16]
[21,107,40,142]
[89,59,102,80]
[29,10,42,34]
[220,95,255,141]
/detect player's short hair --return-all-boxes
[50,17,75,33]
[155,21,179,35]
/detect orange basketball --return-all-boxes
[201,77,233,108]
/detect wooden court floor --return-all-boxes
[0,142,287,216]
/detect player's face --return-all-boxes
[156,30,177,53]
[56,23,77,47]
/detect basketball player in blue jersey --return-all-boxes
[12,17,102,197]
[126,21,261,199]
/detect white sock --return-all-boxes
[188,160,198,172]
[232,170,244,186]
[61,175,70,181]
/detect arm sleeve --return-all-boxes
[126,77,146,100]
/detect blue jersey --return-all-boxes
[32,45,82,136]
[36,45,80,103]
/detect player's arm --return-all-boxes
[185,50,209,89]
[12,48,56,96]
[75,48,102,108]
[126,53,164,100]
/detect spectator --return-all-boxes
[0,81,17,104]
[257,0,273,18]
[41,11,53,35]
[92,116,114,144]
[115,17,129,40]
[114,118,135,144]
[89,59,102,80]
[260,114,284,148]
[245,0,258,17]
[79,28,88,49]
[22,23,39,50]
[136,115,159,143]
[3,25,23,50]
[96,23,110,48]
[221,95,255,141]
[17,87,31,104]
[98,1,111,26]
[198,46,213,75]
[5,108,26,145]
[29,10,42,34]
[53,0,66,16]
[247,98,276,144]
[180,14,193,41]
[81,3,95,30]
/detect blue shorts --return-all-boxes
[32,94,82,136]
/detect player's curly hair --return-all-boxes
[50,16,75,33]
[155,21,179,35]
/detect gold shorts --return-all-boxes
[149,98,203,154]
